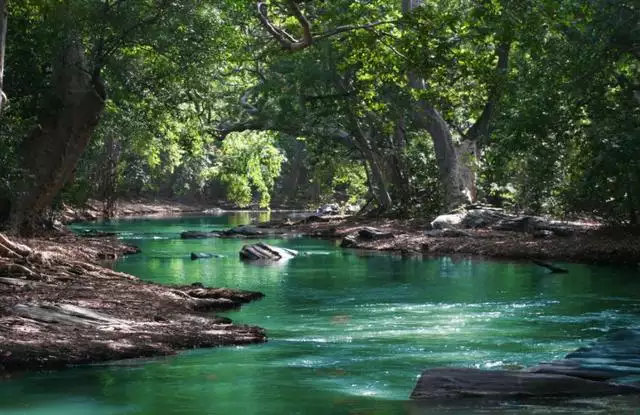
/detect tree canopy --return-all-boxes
[0,0,638,233]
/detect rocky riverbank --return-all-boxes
[0,233,265,374]
[249,209,640,265]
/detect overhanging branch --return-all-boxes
[256,1,397,51]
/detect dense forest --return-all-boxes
[0,0,638,235]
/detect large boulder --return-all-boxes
[430,212,466,230]
[316,203,340,215]
[239,242,298,262]
[410,368,640,400]
[461,208,509,228]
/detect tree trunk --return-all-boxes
[99,134,121,219]
[10,36,106,235]
[347,114,393,212]
[402,0,471,209]
[412,92,471,208]
[389,119,412,207]
[0,0,7,110]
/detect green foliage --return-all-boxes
[403,132,445,216]
[212,132,285,208]
[2,0,638,223]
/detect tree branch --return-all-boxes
[256,1,397,51]
[465,39,511,146]
[314,20,397,41]
[256,1,312,51]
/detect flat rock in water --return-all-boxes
[410,368,640,400]
[239,242,298,262]
[530,328,640,381]
[180,231,220,239]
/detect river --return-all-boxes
[1,213,639,414]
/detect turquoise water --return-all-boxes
[1,213,640,414]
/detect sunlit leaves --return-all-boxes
[214,131,285,208]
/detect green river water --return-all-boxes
[1,213,640,414]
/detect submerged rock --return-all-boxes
[410,368,640,400]
[180,231,220,239]
[190,252,224,260]
[239,242,298,262]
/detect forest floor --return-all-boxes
[0,232,265,375]
[261,215,640,266]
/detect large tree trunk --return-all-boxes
[0,0,7,110]
[10,36,106,235]
[412,95,472,208]
[402,1,471,209]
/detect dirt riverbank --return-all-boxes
[259,215,640,265]
[0,233,265,374]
